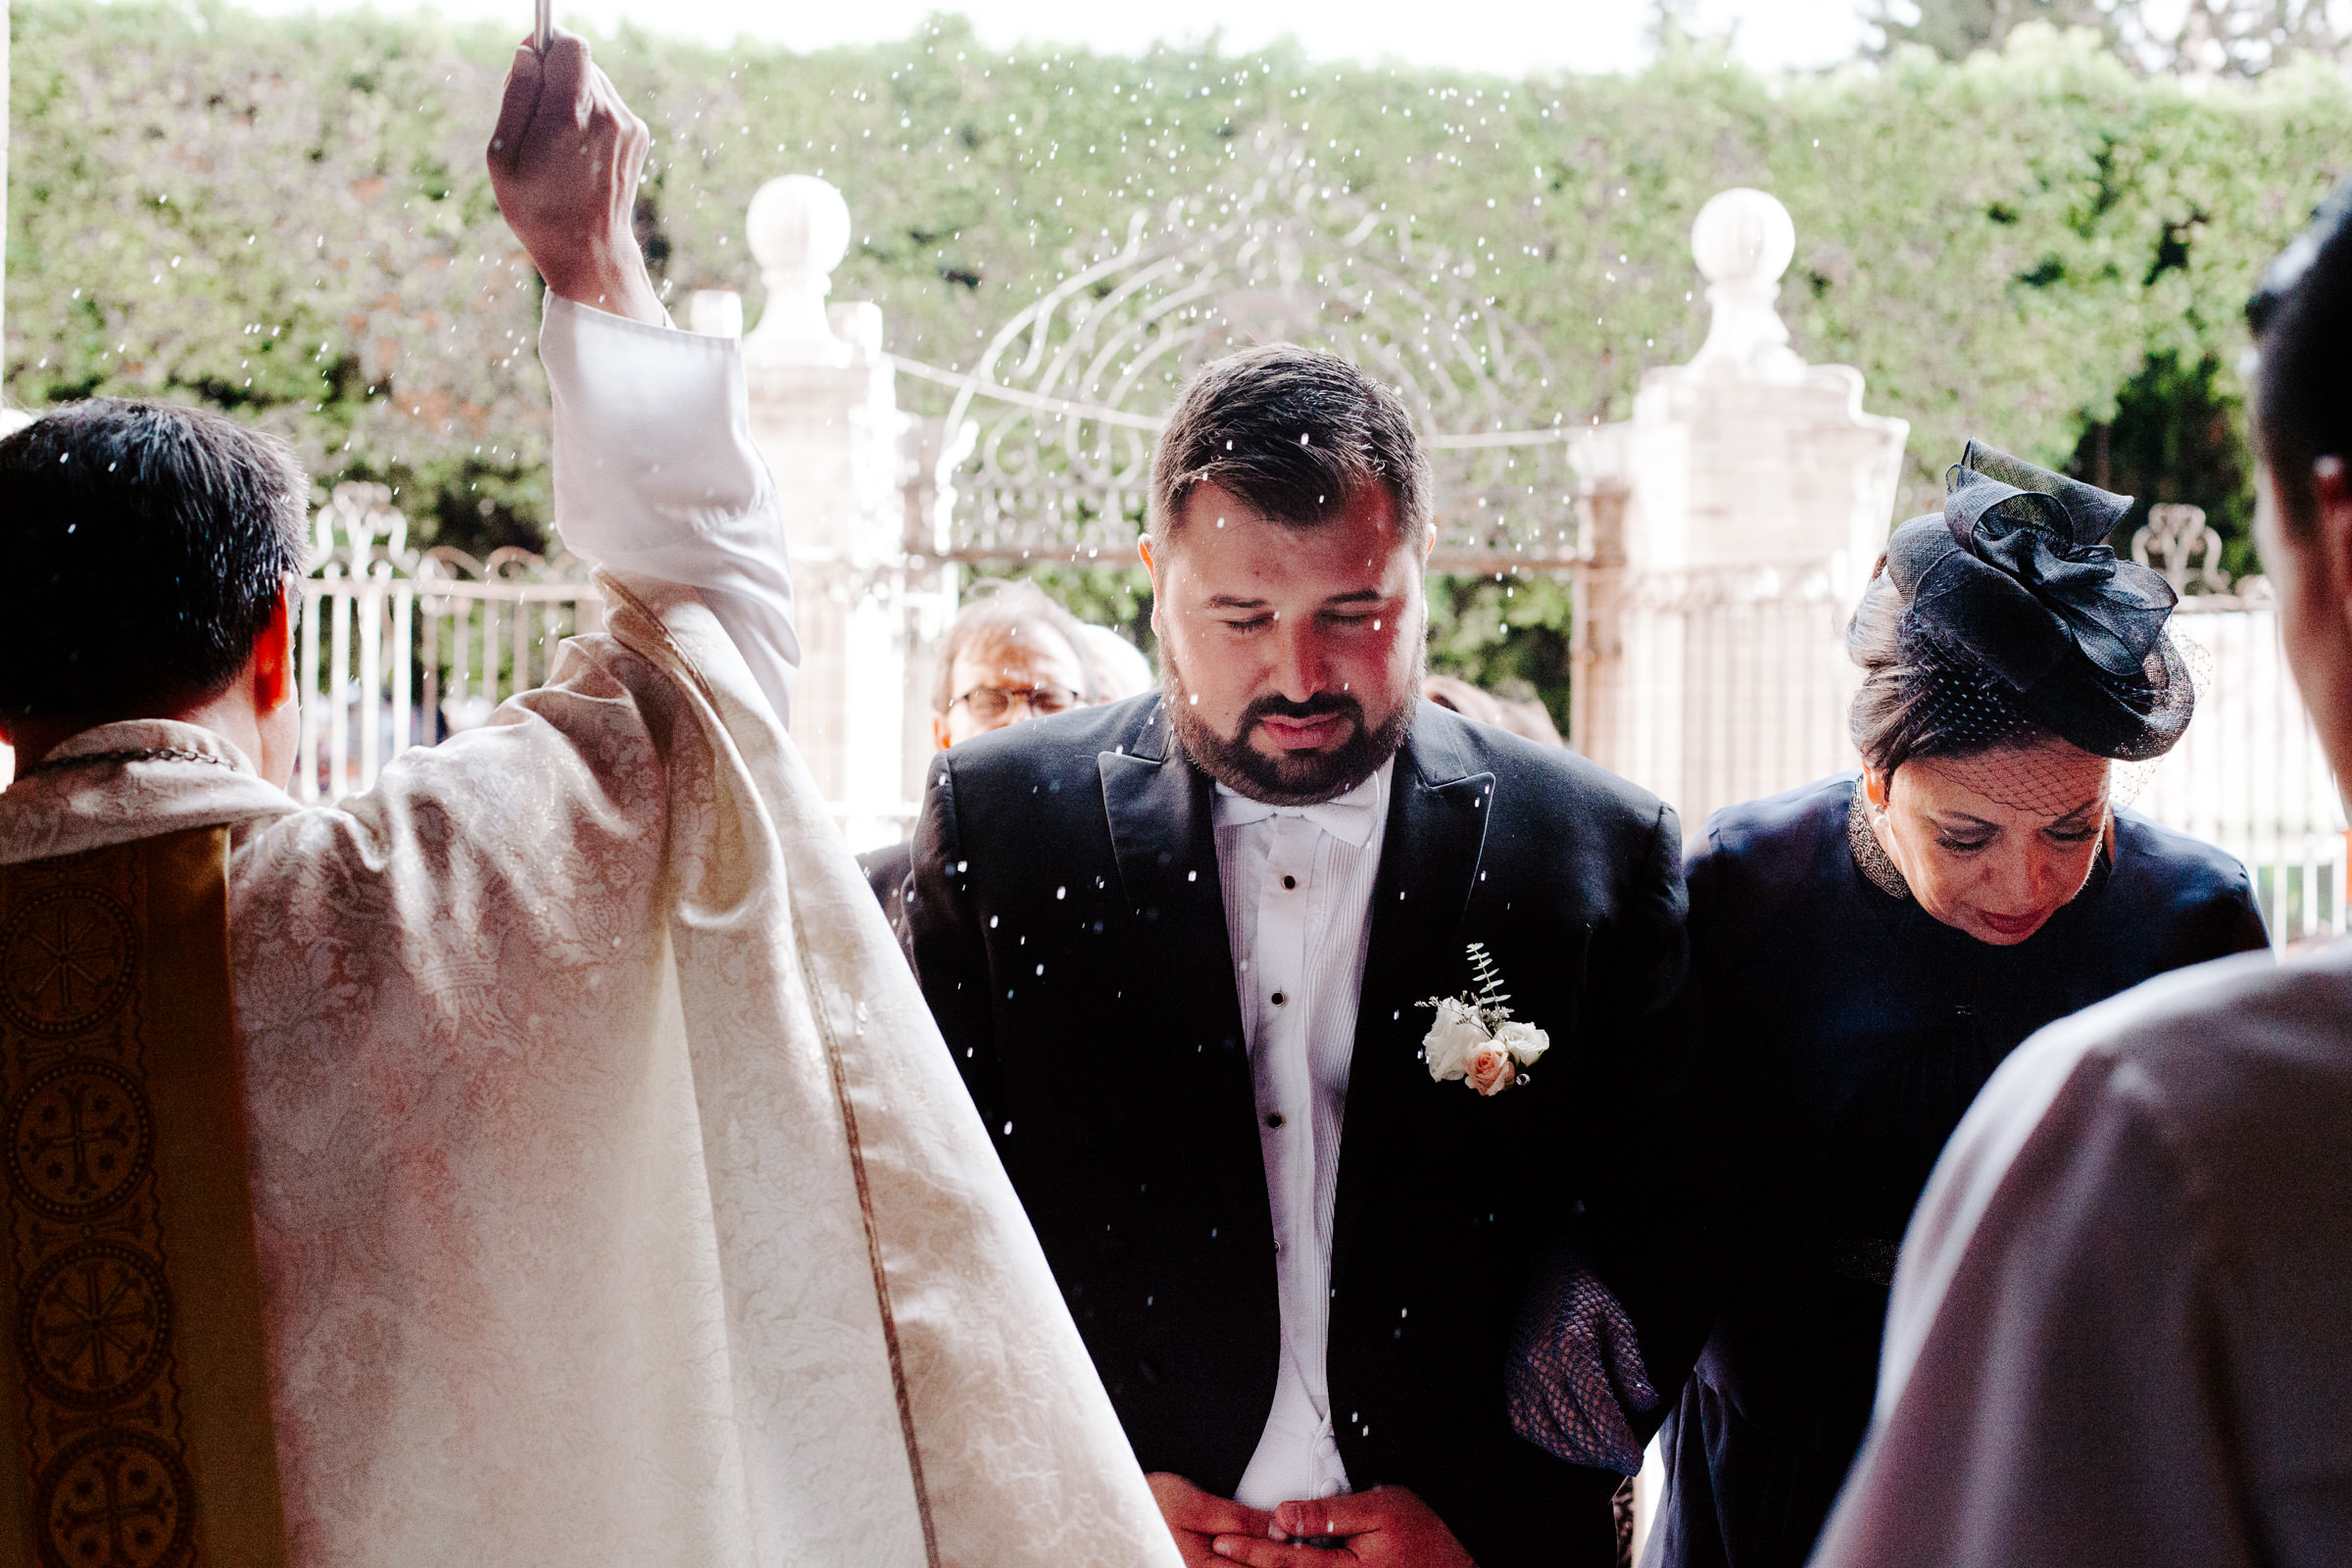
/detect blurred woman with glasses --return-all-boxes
[929,580,1098,749]
[861,580,1102,959]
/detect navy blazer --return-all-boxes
[1648,773,2270,1568]
[909,693,1716,1568]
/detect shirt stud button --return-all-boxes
[1282,875,1298,890]
[1265,1111,1285,1129]
[1271,992,1286,1005]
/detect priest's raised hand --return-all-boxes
[0,40,1178,1568]
[486,28,663,326]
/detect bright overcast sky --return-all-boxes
[240,0,1875,75]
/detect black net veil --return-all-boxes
[1856,440,2196,815]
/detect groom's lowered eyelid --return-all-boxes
[1199,590,1390,613]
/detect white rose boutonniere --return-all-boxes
[1418,942,1549,1097]
[1421,996,1488,1081]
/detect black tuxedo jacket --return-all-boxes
[855,839,916,965]
[908,695,1713,1567]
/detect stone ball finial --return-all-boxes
[1687,187,1801,379]
[748,174,852,276]
[1690,187,1795,289]
[745,174,855,367]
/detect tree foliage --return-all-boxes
[1869,0,2352,76]
[6,3,2347,724]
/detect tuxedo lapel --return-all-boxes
[1099,702,1268,1235]
[1331,705,1496,1284]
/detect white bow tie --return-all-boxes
[1213,771,1384,849]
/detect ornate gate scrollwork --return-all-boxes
[904,130,1583,571]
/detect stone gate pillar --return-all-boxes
[1569,188,1909,836]
[734,174,921,848]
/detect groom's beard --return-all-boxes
[1162,644,1421,807]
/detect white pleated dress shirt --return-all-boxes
[1212,760,1395,1511]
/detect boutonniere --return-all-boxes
[1418,942,1549,1097]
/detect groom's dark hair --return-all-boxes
[1149,343,1430,547]
[0,397,309,721]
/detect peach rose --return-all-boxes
[1465,1040,1516,1097]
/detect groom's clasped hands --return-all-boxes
[1152,1474,1476,1567]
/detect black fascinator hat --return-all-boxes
[1864,441,2192,785]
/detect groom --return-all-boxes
[908,345,1713,1565]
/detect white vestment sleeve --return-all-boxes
[538,294,800,725]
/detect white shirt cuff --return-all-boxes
[539,294,800,726]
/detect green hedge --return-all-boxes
[7,4,2346,724]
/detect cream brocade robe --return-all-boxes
[0,302,1180,1568]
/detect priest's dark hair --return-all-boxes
[2248,178,2352,534]
[1148,342,1430,546]
[0,397,309,722]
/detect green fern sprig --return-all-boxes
[1465,942,1513,1026]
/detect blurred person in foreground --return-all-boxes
[0,33,1175,1568]
[859,579,1097,947]
[1645,442,2269,1568]
[1806,182,2352,1568]
[908,343,1715,1567]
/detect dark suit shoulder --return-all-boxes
[1693,770,1853,869]
[2106,808,2268,956]
[1684,773,1860,925]
[1415,702,1669,837]
[936,692,1161,794]
[856,839,913,904]
[1691,773,1855,868]
[2109,808,2258,912]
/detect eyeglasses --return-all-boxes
[950,683,1083,722]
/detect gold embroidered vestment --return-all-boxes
[0,828,287,1568]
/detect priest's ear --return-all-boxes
[252,575,297,712]
[249,574,301,788]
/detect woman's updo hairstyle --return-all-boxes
[2248,179,2352,532]
[1845,441,2194,806]
[1846,564,2042,779]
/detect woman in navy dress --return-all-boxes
[1645,443,2271,1568]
